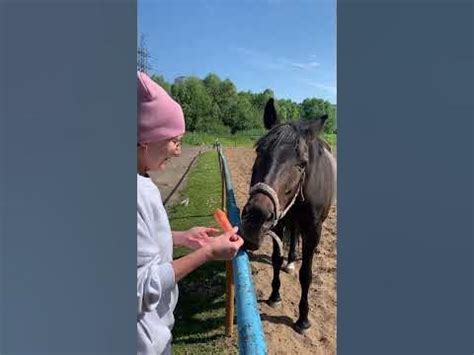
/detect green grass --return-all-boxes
[183,130,337,149]
[169,151,238,354]
[183,131,264,147]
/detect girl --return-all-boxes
[136,72,243,355]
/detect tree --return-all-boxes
[225,93,255,134]
[203,73,222,102]
[151,71,335,134]
[171,77,216,132]
[203,73,223,129]
[300,98,336,133]
[252,89,275,111]
[216,79,239,130]
[276,98,301,122]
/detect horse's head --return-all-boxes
[241,98,328,251]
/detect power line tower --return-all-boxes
[137,34,152,74]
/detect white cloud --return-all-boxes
[290,61,320,70]
[305,80,337,95]
[233,46,320,72]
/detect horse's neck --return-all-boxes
[309,142,335,170]
[308,139,337,204]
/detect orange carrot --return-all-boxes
[214,209,239,241]
[214,208,233,232]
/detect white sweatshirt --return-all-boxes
[137,174,179,355]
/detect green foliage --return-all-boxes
[301,98,337,133]
[275,98,301,122]
[171,77,217,132]
[152,72,337,135]
[322,132,337,148]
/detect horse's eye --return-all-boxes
[285,185,294,195]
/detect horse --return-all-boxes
[241,98,337,333]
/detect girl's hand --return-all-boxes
[180,226,220,250]
[205,227,243,261]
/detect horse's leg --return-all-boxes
[268,228,284,308]
[283,224,297,273]
[285,225,298,272]
[294,222,322,333]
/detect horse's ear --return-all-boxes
[302,114,328,140]
[263,98,280,130]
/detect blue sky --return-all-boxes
[138,0,336,104]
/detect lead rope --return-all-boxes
[266,230,284,254]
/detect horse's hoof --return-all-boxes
[267,299,282,308]
[294,319,311,334]
[282,262,295,274]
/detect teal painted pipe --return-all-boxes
[218,148,267,355]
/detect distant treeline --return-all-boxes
[152,73,336,135]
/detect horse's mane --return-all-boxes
[255,123,299,152]
[255,121,332,153]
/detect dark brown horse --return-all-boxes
[241,98,336,333]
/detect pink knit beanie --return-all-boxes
[137,71,186,144]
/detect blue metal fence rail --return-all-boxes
[216,143,267,355]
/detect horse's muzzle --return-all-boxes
[242,239,260,251]
[241,201,274,251]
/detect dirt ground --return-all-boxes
[225,147,337,355]
[151,146,209,206]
